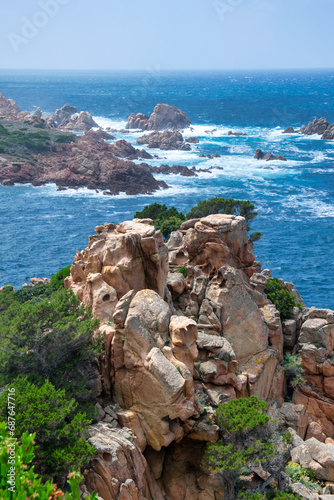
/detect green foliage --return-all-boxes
[0,421,98,499]
[204,396,276,477]
[283,354,305,388]
[0,119,76,157]
[176,265,187,277]
[186,197,258,230]
[213,396,269,434]
[15,282,53,303]
[55,134,77,144]
[250,231,263,242]
[264,278,301,321]
[49,265,72,290]
[0,282,99,383]
[0,379,96,479]
[205,440,275,474]
[238,492,302,499]
[134,202,185,239]
[134,197,261,239]
[0,124,9,136]
[285,462,321,491]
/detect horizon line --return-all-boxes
[1,67,334,72]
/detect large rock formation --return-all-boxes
[65,220,169,319]
[136,130,191,151]
[45,104,98,131]
[126,104,191,131]
[63,213,334,499]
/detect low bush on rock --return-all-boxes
[204,396,291,494]
[135,202,185,239]
[264,278,302,321]
[186,197,258,230]
[49,264,72,290]
[285,462,321,491]
[237,492,302,499]
[204,397,275,475]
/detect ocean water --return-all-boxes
[0,69,333,309]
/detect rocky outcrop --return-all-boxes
[283,126,298,134]
[126,104,191,131]
[292,307,334,435]
[65,220,169,320]
[84,423,163,500]
[112,290,199,450]
[0,92,20,116]
[291,437,334,481]
[0,133,166,195]
[300,117,330,136]
[108,139,153,160]
[44,103,98,131]
[185,136,199,143]
[65,110,99,131]
[254,148,287,161]
[136,130,191,151]
[288,117,334,140]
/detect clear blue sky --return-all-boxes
[1,0,333,70]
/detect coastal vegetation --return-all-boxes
[264,278,302,321]
[0,268,101,482]
[0,118,76,156]
[0,422,97,499]
[0,379,95,479]
[204,396,303,498]
[135,197,262,240]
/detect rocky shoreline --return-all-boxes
[1,90,334,196]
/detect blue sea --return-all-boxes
[0,69,333,309]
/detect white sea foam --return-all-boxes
[93,116,127,130]
[285,188,334,218]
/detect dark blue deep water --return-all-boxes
[0,69,333,308]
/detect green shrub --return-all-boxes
[55,134,76,144]
[250,231,263,242]
[0,379,96,479]
[15,281,53,303]
[204,397,276,476]
[213,395,269,434]
[0,284,99,382]
[0,421,98,499]
[186,197,258,230]
[0,124,9,136]
[176,265,187,277]
[134,202,185,239]
[285,462,321,491]
[238,492,302,499]
[49,264,72,290]
[264,278,301,321]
